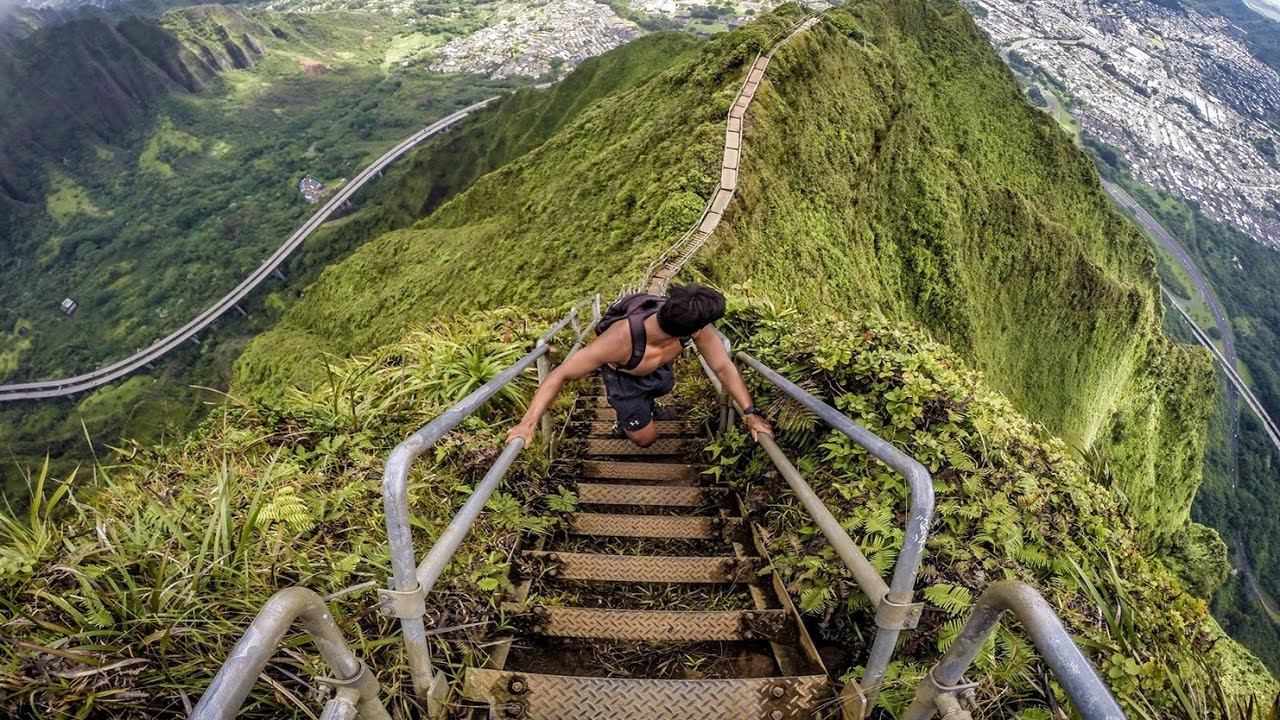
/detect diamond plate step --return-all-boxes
[583,408,620,421]
[463,669,829,720]
[567,513,736,539]
[576,483,721,507]
[523,551,758,583]
[506,606,792,642]
[580,461,702,484]
[585,439,694,456]
[576,420,702,437]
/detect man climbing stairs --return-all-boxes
[461,383,835,719]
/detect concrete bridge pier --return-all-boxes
[272,268,286,281]
[234,304,248,318]
[189,336,201,346]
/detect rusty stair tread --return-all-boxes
[503,606,792,642]
[523,551,758,583]
[580,460,703,483]
[576,483,721,507]
[585,438,695,456]
[566,513,736,539]
[463,669,829,720]
[576,420,702,437]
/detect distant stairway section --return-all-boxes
[639,15,822,296]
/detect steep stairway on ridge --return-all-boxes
[461,380,839,719]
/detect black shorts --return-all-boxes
[600,363,675,432]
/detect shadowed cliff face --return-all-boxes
[0,5,262,226]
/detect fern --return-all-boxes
[923,583,973,617]
[258,487,315,533]
[547,485,578,513]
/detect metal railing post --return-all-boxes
[902,581,1125,720]
[735,351,934,712]
[413,440,525,593]
[381,325,572,704]
[379,301,591,708]
[191,588,391,720]
[535,339,553,445]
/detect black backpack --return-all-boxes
[596,293,666,370]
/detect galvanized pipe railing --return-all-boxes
[903,581,1126,720]
[697,334,934,717]
[736,350,935,707]
[378,297,594,712]
[191,587,391,720]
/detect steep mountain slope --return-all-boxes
[694,1,1214,541]
[239,0,1209,553]
[1,2,1276,716]
[0,6,263,213]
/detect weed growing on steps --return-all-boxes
[0,309,577,718]
[706,297,1278,718]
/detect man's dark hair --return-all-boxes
[657,284,725,337]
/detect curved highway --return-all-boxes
[1102,179,1244,486]
[0,97,497,403]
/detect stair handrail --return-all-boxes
[903,581,1126,720]
[190,587,392,720]
[378,295,596,712]
[696,333,934,717]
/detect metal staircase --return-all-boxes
[190,306,1127,719]
[460,383,832,719]
[188,9,1129,718]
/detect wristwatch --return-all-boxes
[743,405,764,417]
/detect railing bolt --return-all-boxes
[771,685,786,698]
[770,711,784,720]
[508,677,528,694]
[503,701,524,717]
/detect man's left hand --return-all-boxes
[745,413,773,441]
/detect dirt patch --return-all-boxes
[299,59,329,76]
[362,34,374,44]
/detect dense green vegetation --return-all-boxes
[234,18,763,396]
[0,311,574,717]
[0,4,517,384]
[715,298,1276,714]
[1098,166,1280,675]
[3,299,1274,717]
[3,0,1277,714]
[692,1,1214,552]
[0,2,523,500]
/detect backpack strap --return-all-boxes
[620,312,649,370]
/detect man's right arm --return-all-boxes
[507,335,623,445]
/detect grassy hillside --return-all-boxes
[233,21,762,394]
[718,298,1276,714]
[2,303,1274,717]
[240,0,1213,560]
[690,2,1214,546]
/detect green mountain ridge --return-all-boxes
[0,5,263,213]
[2,0,1278,716]
[241,0,1210,544]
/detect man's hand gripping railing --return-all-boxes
[379,296,596,715]
[696,333,934,719]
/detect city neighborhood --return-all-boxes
[968,0,1280,247]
